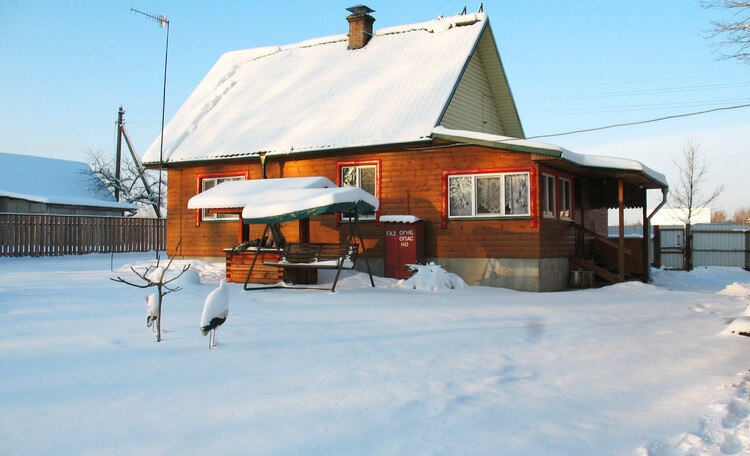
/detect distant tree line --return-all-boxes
[713,207,750,224]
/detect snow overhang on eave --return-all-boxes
[432,126,561,156]
[557,150,668,189]
[431,126,668,190]
[143,138,435,167]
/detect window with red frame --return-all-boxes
[338,161,379,220]
[447,171,531,218]
[197,174,245,221]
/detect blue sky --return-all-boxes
[1,1,748,214]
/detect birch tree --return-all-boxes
[84,149,165,217]
[702,1,750,63]
[669,138,725,222]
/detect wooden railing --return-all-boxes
[0,214,166,257]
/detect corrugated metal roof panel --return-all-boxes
[144,14,497,164]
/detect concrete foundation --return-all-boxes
[432,257,570,292]
[183,255,569,292]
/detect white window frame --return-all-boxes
[541,174,556,218]
[200,175,245,221]
[559,178,572,219]
[341,164,378,221]
[447,172,531,218]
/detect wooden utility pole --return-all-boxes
[114,106,161,219]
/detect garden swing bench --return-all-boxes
[239,187,378,292]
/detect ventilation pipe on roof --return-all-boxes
[346,5,375,49]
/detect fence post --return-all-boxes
[684,222,693,271]
[653,225,661,269]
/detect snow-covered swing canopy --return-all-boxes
[188,176,379,223]
[240,187,379,224]
[187,177,379,291]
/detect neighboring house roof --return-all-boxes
[143,12,524,165]
[651,208,712,226]
[0,152,137,211]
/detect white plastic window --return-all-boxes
[200,176,244,221]
[448,172,530,218]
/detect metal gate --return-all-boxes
[656,226,685,270]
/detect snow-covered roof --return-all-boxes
[187,177,336,210]
[559,149,668,188]
[143,13,491,165]
[432,126,669,188]
[0,152,137,211]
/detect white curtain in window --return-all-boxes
[504,173,529,215]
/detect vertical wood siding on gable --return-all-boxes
[439,49,505,135]
[166,145,547,260]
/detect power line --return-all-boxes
[519,81,750,102]
[522,98,750,115]
[518,71,750,91]
[525,103,750,140]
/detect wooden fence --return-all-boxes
[0,214,166,257]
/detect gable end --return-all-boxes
[438,22,524,139]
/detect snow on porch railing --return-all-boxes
[0,214,166,257]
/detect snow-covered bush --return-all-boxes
[400,262,467,291]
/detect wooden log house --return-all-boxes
[143,7,668,291]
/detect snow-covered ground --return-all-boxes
[1,254,749,456]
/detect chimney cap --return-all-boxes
[346,5,375,15]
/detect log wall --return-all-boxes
[166,144,586,261]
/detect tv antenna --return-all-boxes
[131,6,170,256]
[131,8,168,28]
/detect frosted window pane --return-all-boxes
[342,167,357,187]
[476,176,502,215]
[449,176,472,216]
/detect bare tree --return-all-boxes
[112,242,190,342]
[702,1,750,64]
[84,149,165,217]
[669,138,725,222]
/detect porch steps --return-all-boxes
[569,256,622,284]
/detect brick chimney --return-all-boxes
[346,5,375,49]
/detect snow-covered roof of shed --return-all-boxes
[0,152,137,211]
[432,126,668,188]
[187,177,336,210]
[143,13,489,165]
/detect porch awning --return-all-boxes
[186,176,379,225]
